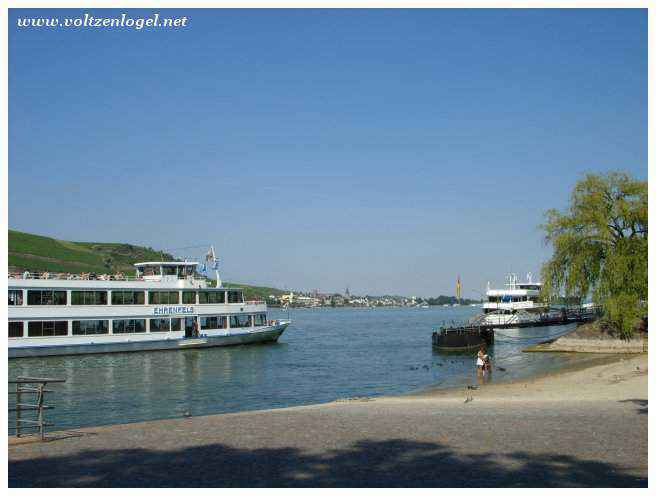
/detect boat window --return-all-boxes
[162,266,176,276]
[488,296,499,303]
[8,290,23,306]
[182,291,197,304]
[198,291,225,304]
[113,319,146,334]
[227,291,244,304]
[149,291,180,305]
[27,290,67,306]
[72,320,109,335]
[9,321,24,338]
[253,314,267,326]
[28,321,68,337]
[71,291,108,305]
[150,318,171,332]
[150,318,183,332]
[111,291,145,305]
[229,314,251,328]
[143,266,158,277]
[200,316,227,330]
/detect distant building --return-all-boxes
[280,292,319,307]
[331,294,345,306]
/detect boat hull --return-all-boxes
[480,314,546,327]
[9,323,289,358]
[432,328,494,351]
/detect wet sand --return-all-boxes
[9,354,648,487]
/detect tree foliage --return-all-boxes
[540,171,647,337]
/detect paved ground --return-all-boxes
[8,356,648,487]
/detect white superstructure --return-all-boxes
[8,251,289,358]
[480,273,547,326]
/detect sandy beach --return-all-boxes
[9,353,648,487]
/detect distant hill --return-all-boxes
[8,229,286,300]
[219,282,287,300]
[9,229,176,274]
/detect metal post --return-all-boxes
[9,377,65,441]
[37,383,45,440]
[15,382,21,438]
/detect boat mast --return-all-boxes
[208,245,222,288]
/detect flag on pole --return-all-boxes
[206,246,219,270]
[456,275,461,300]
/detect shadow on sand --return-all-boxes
[619,399,648,415]
[9,438,646,488]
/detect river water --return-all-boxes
[9,306,591,430]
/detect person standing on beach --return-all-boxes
[476,346,486,371]
[476,346,492,378]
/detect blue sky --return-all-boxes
[9,9,647,297]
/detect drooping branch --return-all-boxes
[540,171,647,338]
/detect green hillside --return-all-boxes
[8,229,286,300]
[9,229,176,274]
[220,282,286,300]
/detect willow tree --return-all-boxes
[541,171,647,337]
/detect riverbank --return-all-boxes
[524,319,647,353]
[9,353,647,487]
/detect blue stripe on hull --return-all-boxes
[9,325,288,358]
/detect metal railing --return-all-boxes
[8,271,190,282]
[9,377,65,440]
[435,305,603,335]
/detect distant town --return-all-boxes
[266,288,481,308]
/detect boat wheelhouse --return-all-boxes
[480,273,547,326]
[8,255,289,358]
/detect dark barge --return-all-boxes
[432,326,494,351]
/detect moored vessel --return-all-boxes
[432,273,601,350]
[480,273,547,326]
[8,249,289,358]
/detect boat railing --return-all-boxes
[436,318,484,333]
[440,305,603,333]
[8,271,196,282]
[245,300,266,305]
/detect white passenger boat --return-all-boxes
[8,249,289,358]
[479,273,548,326]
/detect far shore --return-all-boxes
[9,353,647,487]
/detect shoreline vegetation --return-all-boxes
[540,171,647,339]
[9,353,647,487]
